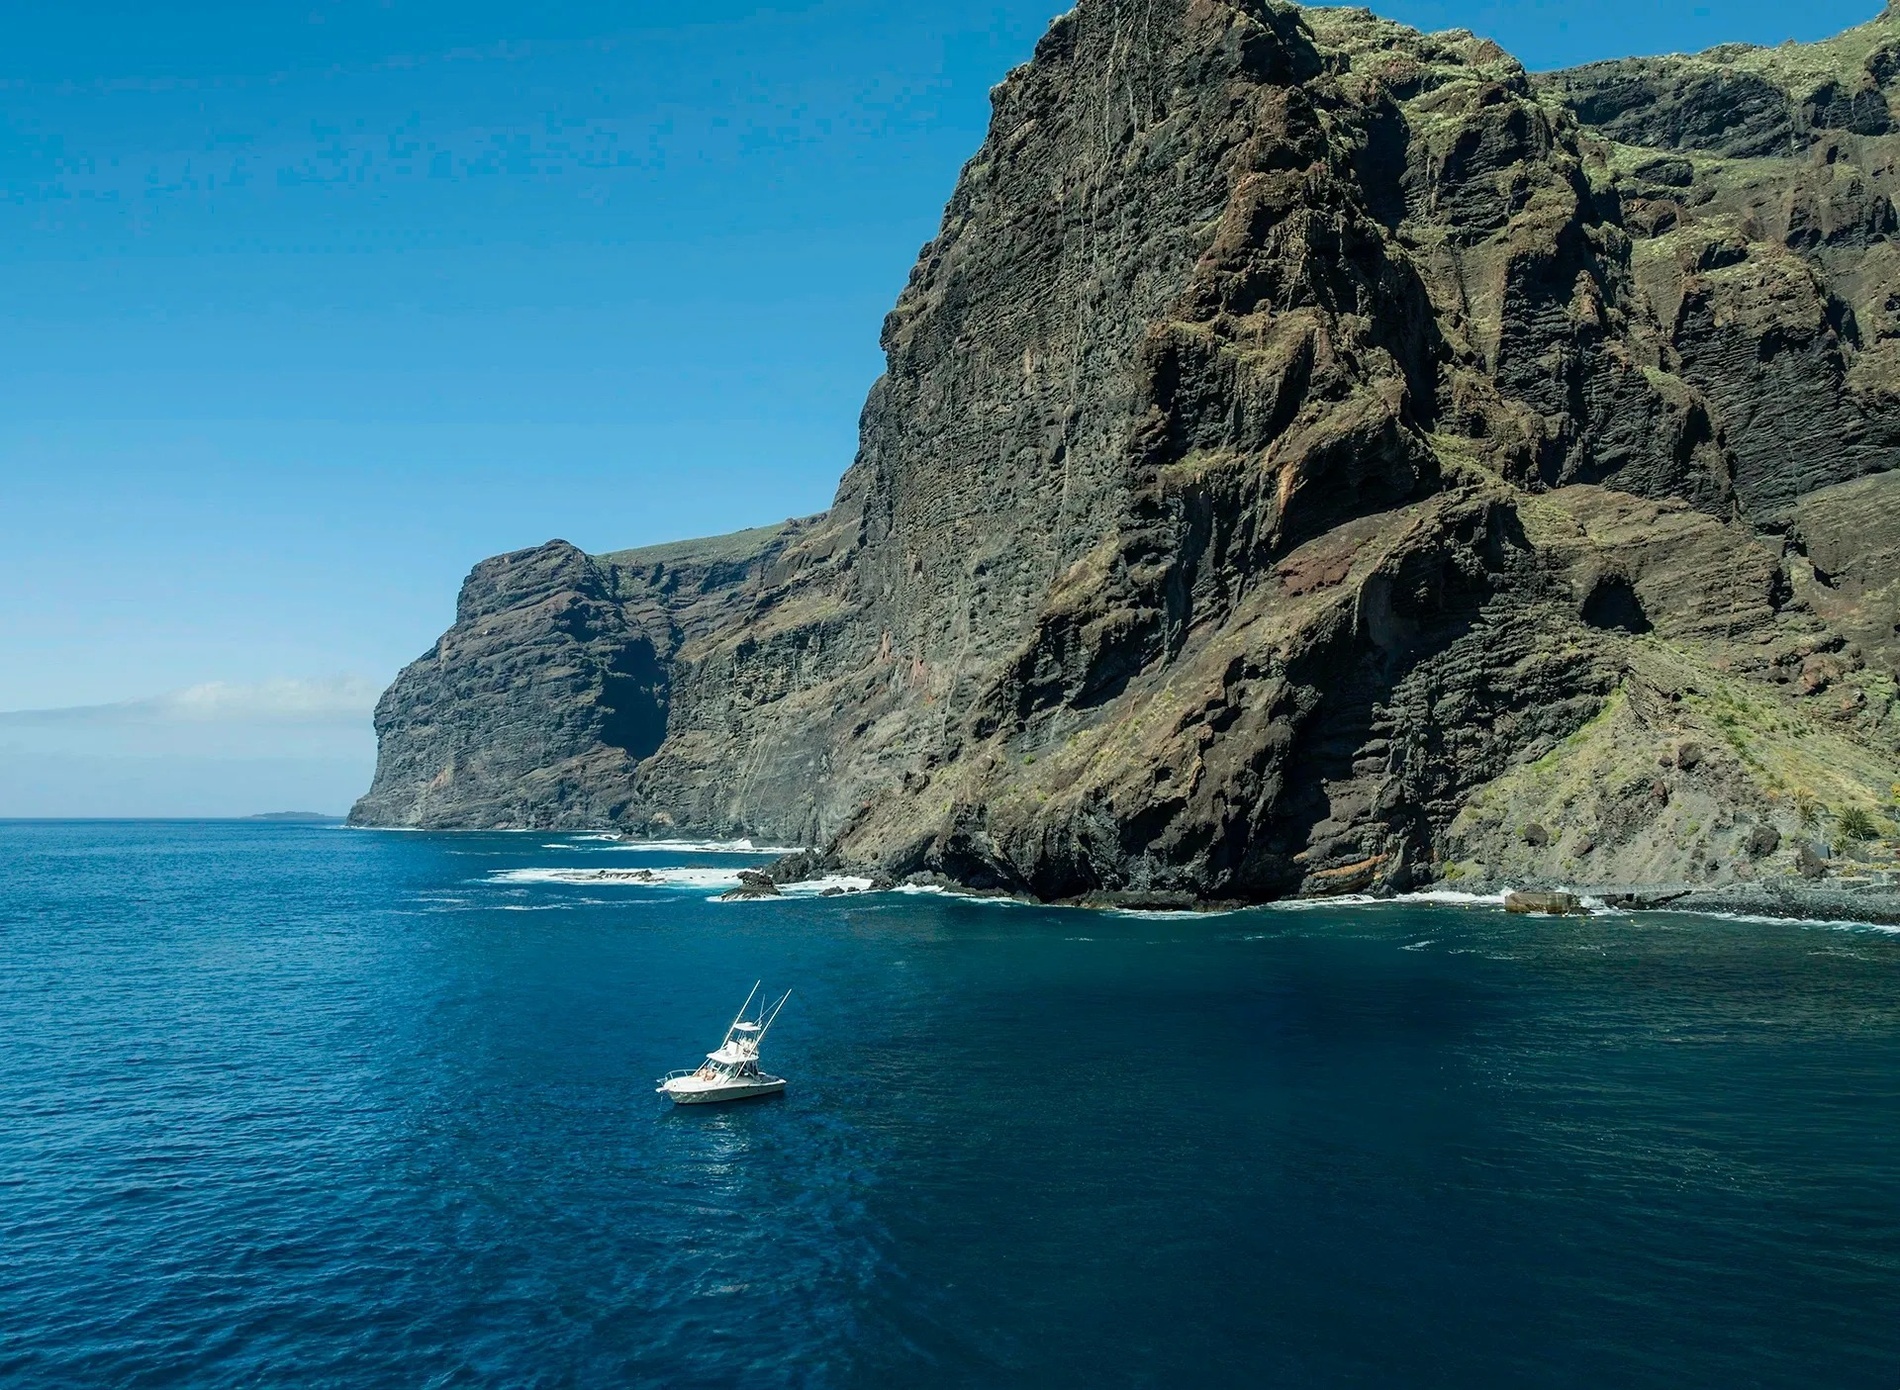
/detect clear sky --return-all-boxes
[0,0,1884,814]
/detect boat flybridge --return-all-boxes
[657,983,791,1104]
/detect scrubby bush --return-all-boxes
[1836,806,1877,841]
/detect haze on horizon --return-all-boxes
[0,0,1883,817]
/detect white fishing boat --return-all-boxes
[656,983,791,1104]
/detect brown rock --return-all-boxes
[1505,891,1589,916]
[1796,843,1829,879]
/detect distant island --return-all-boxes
[351,0,1900,920]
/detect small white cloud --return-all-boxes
[0,676,381,728]
[149,676,383,723]
[0,678,381,804]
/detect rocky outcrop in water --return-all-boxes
[354,1,1900,910]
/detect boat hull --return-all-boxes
[658,1076,787,1105]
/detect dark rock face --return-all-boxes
[350,541,654,829]
[1539,60,1795,158]
[352,524,805,828]
[353,1,1900,903]
[1538,24,1900,515]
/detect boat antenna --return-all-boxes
[756,988,792,1043]
[728,981,761,1037]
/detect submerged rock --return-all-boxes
[719,870,782,900]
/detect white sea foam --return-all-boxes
[487,866,880,900]
[490,866,743,889]
[1263,886,1900,934]
[1267,888,1513,912]
[357,824,646,835]
[531,835,796,855]
[1266,893,1380,911]
[886,883,1027,907]
[778,875,876,898]
[1695,910,1900,934]
[703,874,881,903]
[1397,889,1513,907]
[1106,906,1243,919]
[611,837,801,855]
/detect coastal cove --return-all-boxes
[3,819,1895,1386]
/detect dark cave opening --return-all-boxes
[1581,575,1653,634]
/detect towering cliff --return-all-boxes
[354,1,1900,907]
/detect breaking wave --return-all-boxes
[486,866,875,900]
[492,866,739,889]
[610,837,801,855]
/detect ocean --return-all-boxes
[1,820,1895,1386]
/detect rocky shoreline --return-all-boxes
[494,828,1900,923]
[535,835,1900,922]
[744,846,1900,926]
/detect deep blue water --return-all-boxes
[2,821,1897,1387]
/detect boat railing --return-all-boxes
[657,1068,699,1082]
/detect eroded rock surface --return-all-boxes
[354,1,1900,905]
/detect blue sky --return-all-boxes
[0,0,1884,814]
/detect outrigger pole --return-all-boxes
[755,989,792,1043]
[727,982,762,1038]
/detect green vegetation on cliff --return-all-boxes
[354,1,1900,914]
